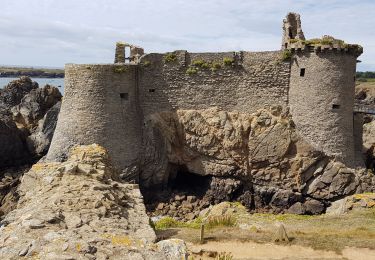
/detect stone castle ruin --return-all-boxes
[46,13,372,214]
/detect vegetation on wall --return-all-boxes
[223,57,235,66]
[186,57,238,75]
[113,66,128,73]
[164,53,177,63]
[281,49,292,61]
[288,36,362,53]
[186,67,198,75]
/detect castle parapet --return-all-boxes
[286,36,363,57]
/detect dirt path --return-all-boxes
[189,241,375,260]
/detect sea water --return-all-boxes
[0,77,64,94]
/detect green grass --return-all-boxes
[205,215,236,229]
[156,207,375,253]
[357,78,375,82]
[154,216,203,230]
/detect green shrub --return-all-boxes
[281,50,292,61]
[164,53,177,63]
[186,67,198,75]
[223,57,234,66]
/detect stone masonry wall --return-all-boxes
[289,51,357,165]
[47,64,142,173]
[138,51,291,117]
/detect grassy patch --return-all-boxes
[154,216,203,230]
[205,215,236,230]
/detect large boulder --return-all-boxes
[0,76,38,110]
[0,112,30,168]
[11,84,62,131]
[26,102,61,156]
[0,144,166,259]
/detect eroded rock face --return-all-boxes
[0,144,166,259]
[141,107,372,215]
[26,101,61,156]
[11,84,62,132]
[0,112,30,168]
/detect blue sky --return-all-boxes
[1,0,374,71]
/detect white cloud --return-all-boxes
[0,0,374,70]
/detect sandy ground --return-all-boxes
[189,241,375,260]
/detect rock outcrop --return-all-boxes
[0,144,167,259]
[11,84,62,132]
[0,77,62,219]
[0,76,38,111]
[142,107,372,216]
[26,101,61,156]
[0,77,62,167]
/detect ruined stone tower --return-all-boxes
[47,13,363,180]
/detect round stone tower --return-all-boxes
[46,63,142,176]
[288,40,362,166]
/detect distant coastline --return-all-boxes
[0,66,64,78]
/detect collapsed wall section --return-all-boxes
[46,64,142,173]
[138,51,291,116]
[289,51,357,165]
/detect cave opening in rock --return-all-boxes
[167,164,211,196]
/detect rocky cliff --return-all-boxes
[0,77,62,217]
[141,107,375,218]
